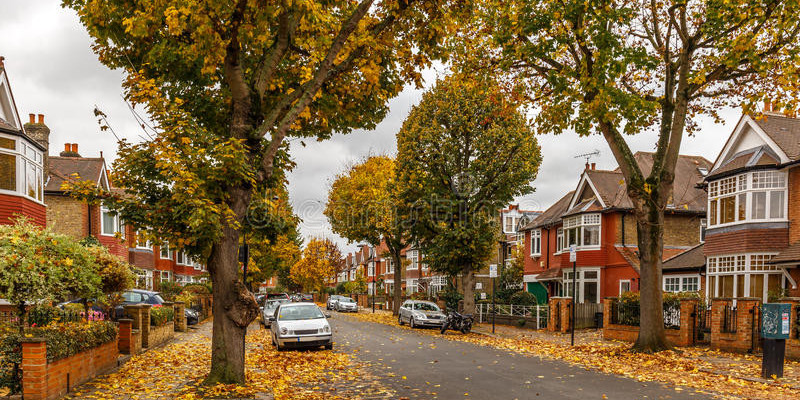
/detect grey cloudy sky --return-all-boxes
[2,1,739,254]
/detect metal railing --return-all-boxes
[610,301,681,329]
[476,303,549,329]
[722,305,737,334]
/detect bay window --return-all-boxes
[708,171,786,227]
[530,229,541,256]
[706,253,786,302]
[562,213,601,250]
[0,134,43,202]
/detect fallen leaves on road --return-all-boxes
[346,311,800,400]
[67,321,393,399]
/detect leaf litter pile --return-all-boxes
[65,321,394,399]
[346,311,800,400]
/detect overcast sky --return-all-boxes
[2,1,740,254]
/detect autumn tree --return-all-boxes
[472,0,800,351]
[290,238,345,293]
[395,74,542,315]
[325,156,410,314]
[62,0,461,384]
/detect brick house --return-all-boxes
[520,152,711,303]
[0,59,47,226]
[703,111,800,301]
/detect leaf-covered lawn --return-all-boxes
[66,321,393,399]
[345,311,800,399]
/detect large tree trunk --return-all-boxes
[632,203,671,352]
[204,187,260,385]
[392,251,403,315]
[461,269,476,314]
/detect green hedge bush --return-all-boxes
[150,305,175,326]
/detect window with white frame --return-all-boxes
[619,280,631,294]
[708,170,786,227]
[406,278,418,294]
[706,253,785,301]
[160,270,171,282]
[407,250,418,270]
[530,229,541,256]
[100,205,123,237]
[562,213,601,250]
[663,275,699,292]
[386,258,394,274]
[160,242,172,259]
[562,268,600,303]
[176,252,188,265]
[136,231,152,249]
[504,216,516,233]
[368,262,375,277]
[136,269,153,290]
[0,134,43,202]
[556,228,564,253]
[700,218,707,242]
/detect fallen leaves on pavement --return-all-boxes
[346,310,800,400]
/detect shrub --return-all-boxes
[150,305,175,326]
[439,286,462,312]
[158,280,183,301]
[27,305,82,326]
[509,291,538,306]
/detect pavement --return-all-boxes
[331,312,712,400]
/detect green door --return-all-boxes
[527,282,548,304]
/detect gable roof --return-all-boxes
[520,191,574,231]
[751,113,800,160]
[0,61,46,151]
[45,156,108,193]
[566,152,712,215]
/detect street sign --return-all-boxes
[569,245,576,262]
[489,264,498,278]
[481,292,487,300]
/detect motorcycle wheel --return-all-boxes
[440,323,448,334]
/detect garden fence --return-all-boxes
[476,303,549,329]
[610,301,681,329]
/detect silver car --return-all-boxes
[335,297,358,312]
[261,299,289,328]
[326,295,343,310]
[398,300,445,328]
[270,302,333,351]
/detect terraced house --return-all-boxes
[703,110,800,301]
[520,153,711,304]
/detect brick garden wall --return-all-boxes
[22,337,119,400]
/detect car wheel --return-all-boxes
[398,315,404,325]
[325,343,333,350]
[410,317,416,329]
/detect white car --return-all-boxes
[270,302,333,351]
[335,297,358,312]
[326,295,343,310]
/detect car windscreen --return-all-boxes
[150,294,165,304]
[340,298,355,303]
[278,305,324,321]
[413,302,439,311]
[122,292,144,303]
[268,294,289,299]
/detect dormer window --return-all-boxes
[0,133,43,202]
[708,170,786,227]
[562,213,601,249]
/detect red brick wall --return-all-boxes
[22,337,119,400]
[788,167,800,244]
[0,192,46,227]
[704,228,789,256]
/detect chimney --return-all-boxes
[64,143,70,152]
[0,56,4,68]
[763,100,772,113]
[591,162,596,170]
[60,142,81,158]
[71,143,78,153]
[23,113,50,173]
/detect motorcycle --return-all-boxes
[440,311,473,334]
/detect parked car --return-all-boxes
[335,297,358,312]
[267,293,290,301]
[261,299,289,328]
[326,295,343,310]
[300,294,314,302]
[117,289,198,325]
[184,308,199,326]
[270,302,332,351]
[398,300,446,328]
[290,294,301,302]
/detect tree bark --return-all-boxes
[461,269,476,314]
[392,250,403,315]
[204,186,260,385]
[631,202,671,352]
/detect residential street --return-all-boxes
[331,312,712,399]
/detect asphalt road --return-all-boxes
[330,312,714,400]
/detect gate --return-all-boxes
[574,303,604,329]
[750,304,762,354]
[692,304,711,344]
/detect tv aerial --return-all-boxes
[574,149,601,164]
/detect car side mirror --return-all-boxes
[268,316,275,321]
[325,313,332,318]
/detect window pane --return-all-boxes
[26,160,36,198]
[102,209,116,235]
[751,192,766,219]
[36,168,42,201]
[720,196,736,224]
[737,193,747,221]
[683,277,699,292]
[767,274,782,298]
[584,282,598,303]
[583,271,598,279]
[736,274,745,298]
[583,225,600,246]
[749,274,764,299]
[709,199,717,225]
[0,153,15,191]
[720,275,734,297]
[770,191,785,218]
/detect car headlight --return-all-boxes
[413,312,425,319]
[280,327,288,335]
[320,325,330,334]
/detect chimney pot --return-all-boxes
[28,114,35,124]
[0,56,4,68]
[37,114,44,124]
[71,143,78,153]
[591,162,596,170]
[764,100,773,113]
[64,143,71,152]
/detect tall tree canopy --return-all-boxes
[62,0,460,383]
[470,0,800,351]
[290,238,345,293]
[325,155,410,314]
[396,74,542,314]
